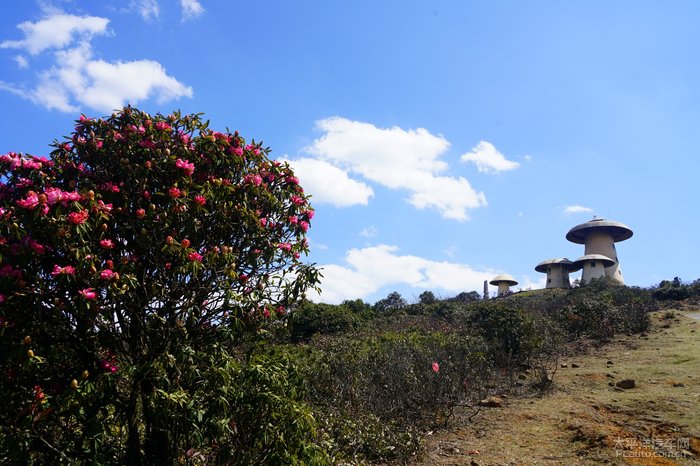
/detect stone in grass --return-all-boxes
[615,379,636,390]
[478,396,504,408]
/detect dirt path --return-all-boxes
[412,310,700,466]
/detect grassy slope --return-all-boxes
[412,309,700,465]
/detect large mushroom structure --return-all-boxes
[572,254,615,284]
[566,218,633,284]
[535,258,580,289]
[490,274,518,297]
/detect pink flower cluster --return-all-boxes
[79,288,97,300]
[244,174,263,186]
[67,210,89,225]
[51,265,76,276]
[175,158,195,176]
[0,152,43,170]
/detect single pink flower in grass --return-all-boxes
[67,209,89,224]
[432,362,440,373]
[99,269,115,280]
[193,195,206,206]
[79,288,97,300]
[187,251,203,262]
[100,239,115,249]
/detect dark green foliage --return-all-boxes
[289,301,369,342]
[373,291,408,313]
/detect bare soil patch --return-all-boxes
[411,310,700,465]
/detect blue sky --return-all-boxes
[2,1,699,304]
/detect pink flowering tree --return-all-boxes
[0,107,320,464]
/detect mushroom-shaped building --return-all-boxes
[572,254,615,284]
[490,274,518,297]
[535,258,580,289]
[566,218,633,284]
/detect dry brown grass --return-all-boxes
[411,309,700,466]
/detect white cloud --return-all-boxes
[304,117,487,220]
[284,157,373,207]
[1,12,192,113]
[132,0,160,21]
[563,205,594,215]
[519,274,547,291]
[0,13,109,55]
[180,0,205,20]
[359,226,378,238]
[14,55,28,68]
[307,244,494,304]
[461,141,520,174]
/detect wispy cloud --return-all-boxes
[563,205,594,215]
[307,244,494,304]
[359,226,378,238]
[180,0,205,21]
[0,11,192,112]
[131,0,160,21]
[295,117,487,221]
[461,141,520,174]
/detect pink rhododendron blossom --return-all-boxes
[244,174,263,186]
[187,252,203,262]
[143,190,152,199]
[288,216,298,225]
[100,239,115,249]
[155,121,171,131]
[51,265,76,276]
[99,269,115,280]
[260,218,267,227]
[17,192,39,209]
[95,200,112,214]
[67,210,89,224]
[139,140,156,149]
[28,239,47,255]
[193,195,206,206]
[432,362,440,373]
[263,307,271,318]
[290,195,305,206]
[136,209,146,218]
[286,176,299,185]
[175,158,195,176]
[168,187,181,198]
[299,221,309,232]
[278,243,292,252]
[79,288,97,300]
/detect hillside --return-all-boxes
[413,309,700,465]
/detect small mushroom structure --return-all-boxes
[572,254,615,284]
[566,218,633,284]
[535,258,580,289]
[490,274,518,297]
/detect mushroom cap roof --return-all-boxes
[535,258,575,273]
[566,218,633,244]
[489,274,518,286]
[572,254,616,267]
